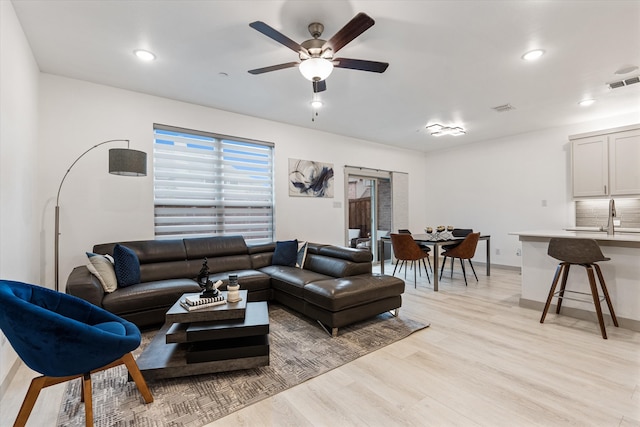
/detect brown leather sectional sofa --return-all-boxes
[66,236,405,336]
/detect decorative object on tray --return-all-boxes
[226,274,242,303]
[423,226,453,241]
[196,258,221,298]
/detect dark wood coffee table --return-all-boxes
[137,290,270,380]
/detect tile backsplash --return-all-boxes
[576,198,640,229]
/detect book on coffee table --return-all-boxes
[184,294,225,306]
[180,298,226,311]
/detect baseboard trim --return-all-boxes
[519,298,640,332]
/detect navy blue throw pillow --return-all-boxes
[272,240,298,267]
[113,244,141,288]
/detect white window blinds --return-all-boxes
[153,124,274,244]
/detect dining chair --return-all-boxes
[439,232,480,286]
[441,228,473,252]
[0,280,153,427]
[390,233,431,287]
[397,229,432,272]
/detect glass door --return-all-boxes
[346,174,392,263]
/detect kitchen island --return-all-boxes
[511,230,640,332]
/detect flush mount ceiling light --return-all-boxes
[299,57,334,82]
[133,49,156,61]
[310,98,323,109]
[579,99,596,107]
[426,124,466,136]
[522,49,545,61]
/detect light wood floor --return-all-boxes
[2,263,639,426]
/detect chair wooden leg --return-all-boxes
[14,374,81,427]
[555,263,571,314]
[13,376,47,427]
[460,258,468,286]
[541,264,564,323]
[468,259,479,281]
[450,256,454,278]
[83,373,93,427]
[439,256,447,279]
[593,263,619,327]
[121,352,153,403]
[422,258,431,284]
[586,265,608,339]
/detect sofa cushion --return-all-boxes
[260,265,332,298]
[102,278,200,315]
[303,274,405,312]
[207,269,271,293]
[304,253,371,278]
[113,244,140,288]
[272,240,298,267]
[184,236,248,259]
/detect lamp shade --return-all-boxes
[109,148,147,176]
[299,58,334,81]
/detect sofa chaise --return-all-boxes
[66,236,405,336]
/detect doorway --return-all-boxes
[346,173,392,263]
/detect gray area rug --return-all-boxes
[57,304,428,427]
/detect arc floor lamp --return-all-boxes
[55,139,147,291]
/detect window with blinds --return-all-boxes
[153,124,274,244]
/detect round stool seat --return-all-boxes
[548,238,610,264]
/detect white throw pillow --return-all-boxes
[296,241,308,269]
[86,252,118,293]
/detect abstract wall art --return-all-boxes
[288,158,334,198]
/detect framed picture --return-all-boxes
[288,158,334,198]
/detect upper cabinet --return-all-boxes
[571,125,640,198]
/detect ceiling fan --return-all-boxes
[248,12,389,93]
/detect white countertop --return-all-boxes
[510,229,640,243]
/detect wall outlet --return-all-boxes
[333,201,342,208]
[495,248,501,255]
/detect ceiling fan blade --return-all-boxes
[249,21,308,55]
[248,62,299,75]
[313,80,327,93]
[323,13,375,54]
[333,58,389,73]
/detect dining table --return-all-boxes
[379,233,491,291]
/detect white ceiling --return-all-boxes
[11,0,640,152]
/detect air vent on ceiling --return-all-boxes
[492,103,516,112]
[607,76,640,89]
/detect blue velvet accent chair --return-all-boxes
[0,280,153,427]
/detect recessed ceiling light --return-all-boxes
[522,49,545,61]
[579,99,596,107]
[615,65,639,75]
[134,49,156,61]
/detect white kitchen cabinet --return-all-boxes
[571,125,640,198]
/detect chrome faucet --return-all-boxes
[606,199,616,235]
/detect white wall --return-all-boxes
[423,112,640,267]
[37,74,429,291]
[0,0,40,392]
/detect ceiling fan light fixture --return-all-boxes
[299,57,334,82]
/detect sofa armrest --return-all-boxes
[66,266,105,307]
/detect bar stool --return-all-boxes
[540,238,618,339]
